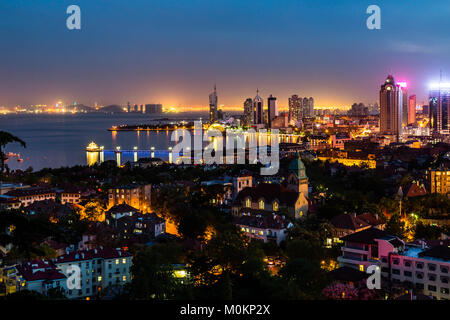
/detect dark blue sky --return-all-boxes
[1,0,449,110]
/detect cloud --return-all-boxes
[391,41,436,54]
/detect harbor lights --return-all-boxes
[100,146,104,163]
[151,147,155,158]
[168,147,173,164]
[115,146,122,167]
[133,146,138,162]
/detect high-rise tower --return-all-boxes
[288,94,302,123]
[209,85,218,123]
[253,89,264,125]
[429,83,450,134]
[243,98,253,126]
[380,75,403,141]
[267,94,278,128]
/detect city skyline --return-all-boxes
[1,0,449,109]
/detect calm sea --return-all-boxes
[0,113,207,171]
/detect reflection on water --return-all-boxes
[0,113,206,170]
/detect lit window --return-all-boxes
[115,259,119,265]
[122,258,126,264]
[259,200,264,210]
[122,276,127,282]
[273,201,279,211]
[245,198,251,208]
[359,265,364,272]
[97,276,102,282]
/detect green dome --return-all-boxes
[288,153,307,179]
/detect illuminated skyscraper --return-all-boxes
[380,75,403,141]
[267,94,278,128]
[243,98,253,126]
[397,82,408,127]
[429,83,450,134]
[307,97,314,117]
[209,85,218,123]
[288,94,302,123]
[302,97,309,117]
[253,89,264,125]
[408,95,416,125]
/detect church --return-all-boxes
[232,153,309,219]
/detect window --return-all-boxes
[416,283,424,290]
[441,266,449,274]
[381,257,387,263]
[404,271,412,277]
[416,262,423,269]
[245,198,251,208]
[428,274,437,281]
[441,288,449,295]
[441,277,449,284]
[428,285,437,292]
[359,265,364,272]
[123,276,127,282]
[416,272,424,280]
[428,263,437,271]
[393,259,399,265]
[258,200,264,210]
[392,268,400,275]
[122,258,126,264]
[115,259,119,265]
[404,260,411,267]
[273,201,279,211]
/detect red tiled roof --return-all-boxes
[16,260,66,282]
[53,248,131,264]
[235,183,299,206]
[234,211,290,230]
[405,183,427,197]
[331,213,370,231]
[357,213,384,226]
[6,187,55,197]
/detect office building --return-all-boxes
[253,89,264,125]
[379,75,403,141]
[209,85,218,123]
[267,94,278,128]
[288,94,302,123]
[243,98,253,126]
[429,83,450,134]
[408,95,416,125]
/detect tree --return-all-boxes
[385,213,406,239]
[0,131,26,174]
[81,200,105,222]
[131,242,185,299]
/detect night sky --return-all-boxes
[1,0,449,110]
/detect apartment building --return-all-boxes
[15,260,67,295]
[428,168,450,195]
[5,187,56,207]
[338,227,450,300]
[234,209,293,245]
[54,247,132,299]
[13,248,132,299]
[108,184,151,212]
